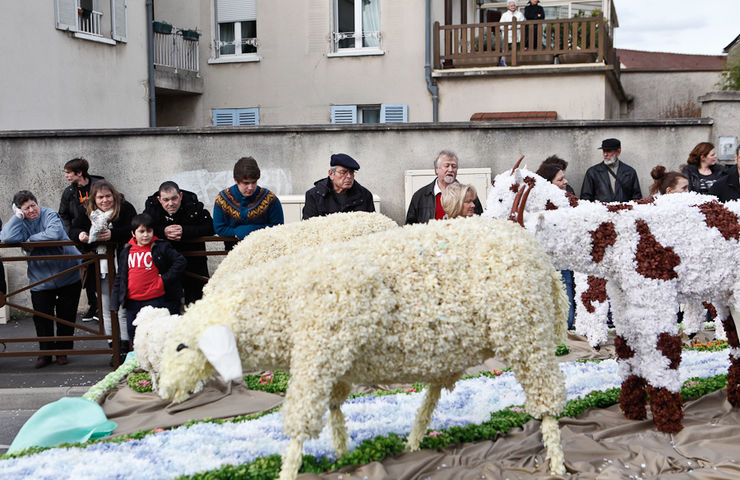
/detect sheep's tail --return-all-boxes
[551,269,569,345]
[541,415,566,474]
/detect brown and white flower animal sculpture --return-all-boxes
[158,217,570,479]
[488,167,740,433]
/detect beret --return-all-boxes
[598,138,621,150]
[330,153,360,170]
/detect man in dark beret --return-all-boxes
[580,138,642,202]
[302,153,376,219]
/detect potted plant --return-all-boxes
[153,21,173,34]
[181,29,200,41]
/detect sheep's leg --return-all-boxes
[405,381,443,451]
[278,435,306,480]
[723,308,740,406]
[329,381,352,458]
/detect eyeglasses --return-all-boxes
[334,168,355,177]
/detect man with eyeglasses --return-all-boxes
[302,153,375,219]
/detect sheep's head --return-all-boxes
[158,324,243,403]
[485,167,570,220]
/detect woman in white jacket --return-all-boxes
[500,0,525,44]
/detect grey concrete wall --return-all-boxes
[700,91,740,145]
[622,71,723,120]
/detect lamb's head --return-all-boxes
[158,322,243,403]
[484,167,574,220]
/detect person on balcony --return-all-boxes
[1,191,82,368]
[524,0,545,50]
[499,1,525,66]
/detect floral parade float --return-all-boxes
[156,216,570,479]
[484,164,740,433]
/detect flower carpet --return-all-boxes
[0,348,732,480]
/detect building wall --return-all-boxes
[621,71,722,119]
[0,2,150,130]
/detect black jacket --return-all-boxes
[143,189,214,277]
[405,179,483,225]
[111,239,187,310]
[681,163,727,195]
[58,175,105,235]
[524,3,545,20]
[302,177,375,220]
[709,166,740,202]
[580,161,642,202]
[69,199,137,264]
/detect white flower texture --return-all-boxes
[1,351,730,480]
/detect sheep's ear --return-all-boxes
[514,169,523,185]
[198,325,243,382]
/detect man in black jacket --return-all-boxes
[580,138,642,202]
[58,157,104,322]
[302,154,375,219]
[709,145,740,201]
[405,150,483,224]
[143,181,214,306]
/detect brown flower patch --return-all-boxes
[523,176,536,188]
[509,184,519,193]
[722,314,739,347]
[590,222,617,263]
[565,192,579,208]
[635,220,680,280]
[698,201,740,241]
[581,276,608,313]
[728,356,740,407]
[620,375,647,420]
[702,302,718,320]
[606,204,634,213]
[647,385,684,433]
[634,196,656,205]
[614,335,635,359]
[656,332,682,369]
[545,200,558,211]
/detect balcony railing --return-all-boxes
[434,17,618,75]
[154,31,199,74]
[78,9,103,36]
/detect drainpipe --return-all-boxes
[425,0,439,123]
[146,0,156,126]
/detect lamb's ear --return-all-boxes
[514,169,523,185]
[198,325,243,382]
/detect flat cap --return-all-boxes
[598,138,621,150]
[330,153,360,170]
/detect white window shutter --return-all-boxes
[380,104,408,123]
[217,0,256,22]
[55,0,78,31]
[213,109,237,126]
[237,108,259,126]
[112,0,128,42]
[331,106,357,124]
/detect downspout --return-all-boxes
[146,0,156,127]
[425,0,439,123]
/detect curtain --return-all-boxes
[362,0,380,48]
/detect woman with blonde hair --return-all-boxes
[70,180,136,363]
[441,182,478,219]
[682,142,725,194]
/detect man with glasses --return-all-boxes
[580,138,642,202]
[302,153,375,219]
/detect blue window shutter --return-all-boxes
[213,109,236,126]
[55,0,78,31]
[236,108,259,126]
[112,0,128,42]
[380,104,408,123]
[331,105,357,124]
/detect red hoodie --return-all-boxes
[126,237,165,301]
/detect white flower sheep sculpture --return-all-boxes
[157,217,569,479]
[132,212,398,387]
[485,166,740,433]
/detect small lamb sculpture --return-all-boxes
[158,217,569,479]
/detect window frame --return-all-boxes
[212,0,258,63]
[331,104,408,124]
[212,108,260,126]
[54,0,126,45]
[330,0,383,56]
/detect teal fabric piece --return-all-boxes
[9,397,117,453]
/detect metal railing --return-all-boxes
[78,9,103,36]
[434,17,616,71]
[154,31,200,73]
[0,237,234,368]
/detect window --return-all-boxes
[331,104,408,124]
[215,0,257,58]
[212,108,260,126]
[55,0,127,44]
[333,0,380,52]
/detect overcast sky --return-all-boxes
[613,0,738,55]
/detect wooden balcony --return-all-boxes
[433,17,619,77]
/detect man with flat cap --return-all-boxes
[580,138,642,202]
[302,153,375,219]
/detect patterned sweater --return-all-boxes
[213,185,284,240]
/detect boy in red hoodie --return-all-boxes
[112,214,186,343]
